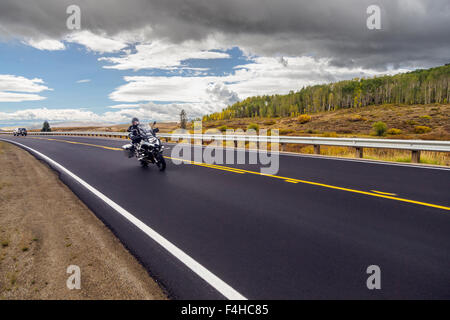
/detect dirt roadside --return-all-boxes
[0,141,167,299]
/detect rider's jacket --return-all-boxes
[127,124,143,144]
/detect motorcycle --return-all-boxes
[122,122,166,171]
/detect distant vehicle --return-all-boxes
[13,128,27,136]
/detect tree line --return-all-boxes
[203,64,449,121]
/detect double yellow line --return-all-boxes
[167,156,449,211]
[29,136,450,212]
[31,137,123,151]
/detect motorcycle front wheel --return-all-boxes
[140,159,149,168]
[156,153,166,171]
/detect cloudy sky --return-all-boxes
[0,0,448,127]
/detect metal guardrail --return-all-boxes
[1,130,449,163]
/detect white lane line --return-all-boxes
[1,138,247,300]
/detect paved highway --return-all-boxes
[1,135,449,299]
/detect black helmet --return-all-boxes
[131,117,139,125]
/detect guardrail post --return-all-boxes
[411,150,421,163]
[314,144,321,155]
[280,143,285,152]
[355,147,363,158]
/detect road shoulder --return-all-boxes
[0,141,167,299]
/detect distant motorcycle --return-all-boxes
[122,122,166,171]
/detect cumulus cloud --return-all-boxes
[100,38,230,71]
[0,75,50,93]
[21,31,131,54]
[110,76,224,102]
[0,102,214,125]
[0,92,47,102]
[0,75,52,102]
[65,30,128,53]
[109,56,407,105]
[107,103,140,109]
[224,56,409,97]
[206,83,240,106]
[0,108,100,122]
[23,38,66,51]
[103,102,216,122]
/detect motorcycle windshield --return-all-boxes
[140,125,155,137]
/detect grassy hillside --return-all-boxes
[203,103,449,140]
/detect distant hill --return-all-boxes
[204,64,450,121]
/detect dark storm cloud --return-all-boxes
[0,0,448,69]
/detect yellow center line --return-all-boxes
[198,163,247,173]
[29,137,450,212]
[30,136,122,151]
[371,190,397,196]
[197,164,246,174]
[166,156,450,212]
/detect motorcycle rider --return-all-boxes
[127,117,144,159]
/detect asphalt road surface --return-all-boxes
[2,135,449,299]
